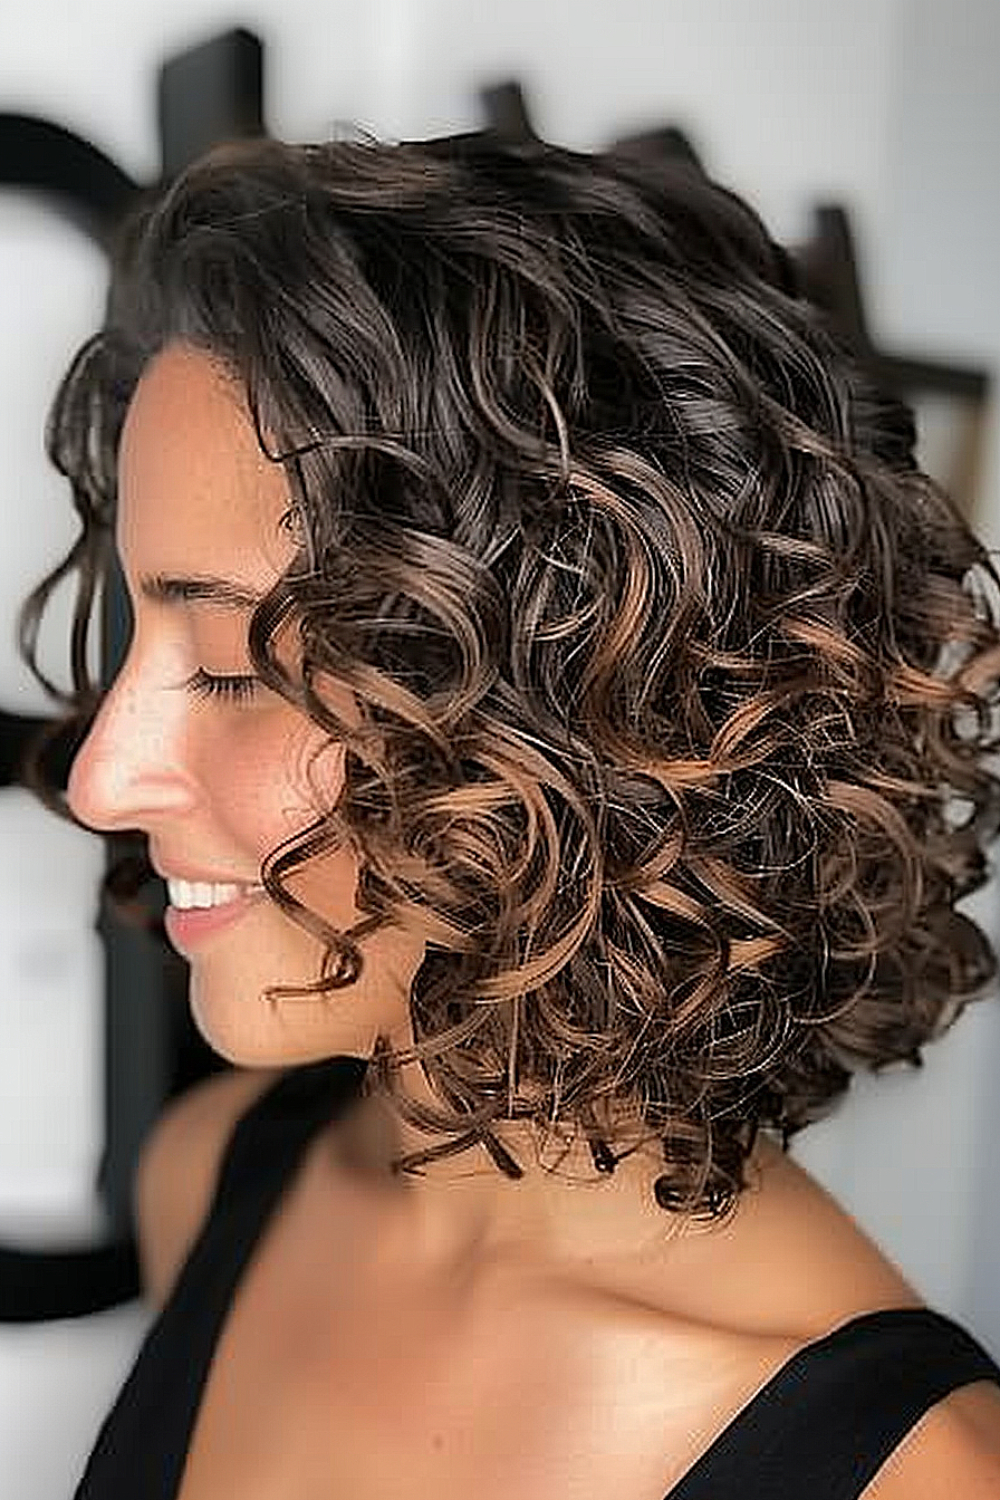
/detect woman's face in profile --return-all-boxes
[67,343,421,1065]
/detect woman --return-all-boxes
[24,134,1000,1496]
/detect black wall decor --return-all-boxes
[0,27,265,1323]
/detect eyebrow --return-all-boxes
[139,573,264,611]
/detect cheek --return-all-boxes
[213,713,353,893]
[287,843,364,931]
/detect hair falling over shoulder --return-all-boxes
[23,133,1000,1216]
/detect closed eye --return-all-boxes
[185,667,260,704]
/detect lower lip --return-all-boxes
[164,889,266,954]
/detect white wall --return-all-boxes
[1,3,997,1494]
[872,0,1000,1355]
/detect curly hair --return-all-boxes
[22,134,1000,1216]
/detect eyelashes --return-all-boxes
[185,667,260,704]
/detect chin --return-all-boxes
[188,982,273,1066]
[187,970,378,1069]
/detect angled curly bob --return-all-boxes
[25,135,1000,1215]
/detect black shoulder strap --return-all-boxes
[668,1307,1000,1499]
[74,1056,366,1500]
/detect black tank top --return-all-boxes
[73,1057,1000,1499]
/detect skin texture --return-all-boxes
[70,343,1000,1498]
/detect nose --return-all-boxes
[67,663,197,834]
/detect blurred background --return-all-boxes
[1,2,998,1493]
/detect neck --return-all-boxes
[321,1051,693,1292]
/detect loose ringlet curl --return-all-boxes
[23,134,1000,1217]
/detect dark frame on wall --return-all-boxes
[0,27,264,1322]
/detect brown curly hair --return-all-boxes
[22,134,1000,1216]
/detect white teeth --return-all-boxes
[166,879,260,910]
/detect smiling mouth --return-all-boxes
[163,879,267,956]
[166,878,265,910]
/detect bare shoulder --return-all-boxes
[710,1143,1000,1492]
[666,1136,923,1338]
[865,1380,1000,1496]
[134,1065,283,1307]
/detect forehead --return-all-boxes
[117,342,292,583]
